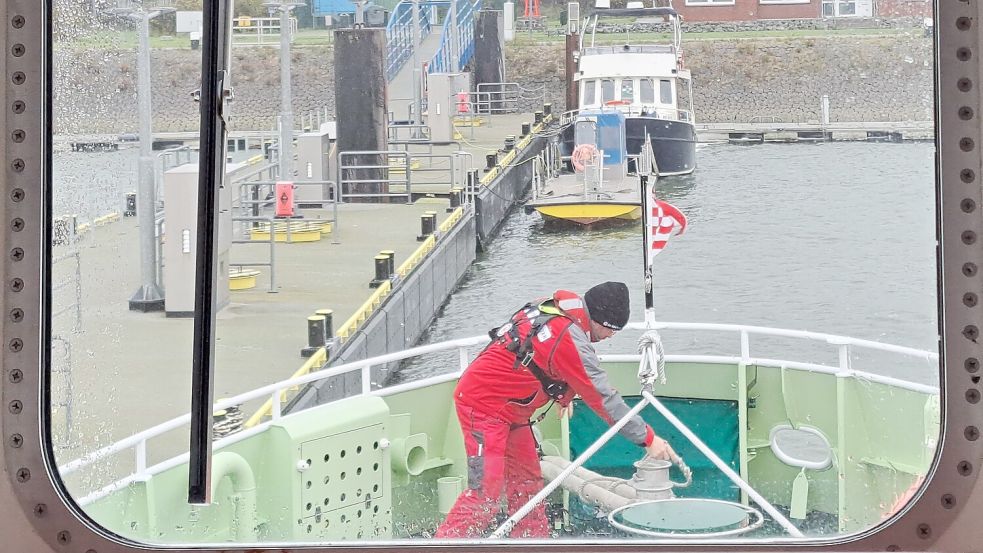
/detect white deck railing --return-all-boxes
[60,321,939,506]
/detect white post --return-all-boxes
[135,440,148,475]
[128,10,164,311]
[458,347,470,371]
[821,94,830,127]
[361,365,373,394]
[279,6,295,179]
[503,1,515,41]
[271,390,282,420]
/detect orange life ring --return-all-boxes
[571,143,599,172]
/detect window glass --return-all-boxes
[50,0,940,547]
[601,79,616,103]
[640,78,656,103]
[659,79,673,105]
[582,79,596,106]
[621,79,635,103]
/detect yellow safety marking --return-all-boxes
[244,346,328,428]
[389,157,421,175]
[438,207,464,233]
[249,221,331,242]
[228,269,261,291]
[479,113,553,187]
[246,154,264,165]
[337,280,392,341]
[396,234,435,279]
[453,117,485,127]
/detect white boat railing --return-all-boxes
[60,321,940,506]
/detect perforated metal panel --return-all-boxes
[297,425,391,540]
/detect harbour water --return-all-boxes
[402,141,939,386]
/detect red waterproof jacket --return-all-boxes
[454,290,656,447]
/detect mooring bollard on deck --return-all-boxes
[521,122,531,137]
[301,314,327,357]
[504,135,516,151]
[535,110,544,124]
[485,152,498,172]
[543,103,552,117]
[448,187,462,212]
[315,308,334,357]
[380,249,395,276]
[370,253,392,288]
[417,211,437,241]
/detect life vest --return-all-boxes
[487,291,591,401]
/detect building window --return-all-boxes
[684,0,737,6]
[759,0,811,5]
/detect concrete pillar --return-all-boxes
[334,28,389,202]
[474,10,505,113]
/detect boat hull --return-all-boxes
[528,202,641,227]
[562,117,697,176]
[625,117,697,176]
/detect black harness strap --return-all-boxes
[487,304,570,403]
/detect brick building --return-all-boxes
[670,0,930,21]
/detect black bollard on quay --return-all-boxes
[370,254,392,288]
[417,212,437,241]
[301,314,327,357]
[521,122,531,137]
[485,152,498,172]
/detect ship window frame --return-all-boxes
[583,79,597,106]
[659,79,673,105]
[620,79,635,103]
[640,78,656,103]
[600,79,616,103]
[6,0,983,551]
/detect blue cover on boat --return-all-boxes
[569,396,740,501]
[577,111,625,166]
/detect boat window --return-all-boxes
[601,79,616,103]
[640,78,656,104]
[621,79,635,103]
[34,0,955,549]
[583,79,597,106]
[659,79,673,105]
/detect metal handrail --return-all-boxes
[60,319,939,502]
[428,0,481,73]
[386,1,435,81]
[338,150,413,203]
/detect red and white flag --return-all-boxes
[648,197,687,259]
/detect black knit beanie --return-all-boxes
[584,281,630,330]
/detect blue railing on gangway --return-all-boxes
[385,1,435,81]
[427,0,481,74]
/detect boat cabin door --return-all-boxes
[573,112,627,192]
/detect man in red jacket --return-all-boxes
[435,281,673,539]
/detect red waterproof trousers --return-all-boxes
[434,404,549,538]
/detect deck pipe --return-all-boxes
[301,315,327,357]
[370,254,392,287]
[210,452,258,542]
